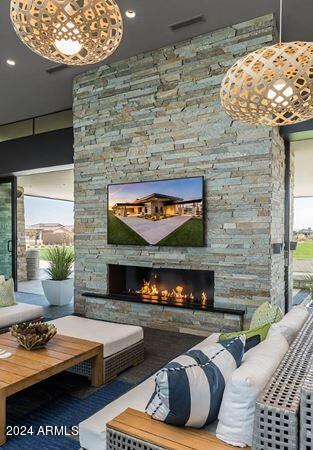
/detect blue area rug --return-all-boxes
[4,378,132,449]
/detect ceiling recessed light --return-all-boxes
[125,9,136,18]
[6,59,16,66]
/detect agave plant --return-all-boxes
[45,246,74,281]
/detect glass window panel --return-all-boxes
[34,110,73,134]
[0,120,33,142]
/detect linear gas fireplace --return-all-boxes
[106,264,214,311]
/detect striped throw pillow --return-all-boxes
[146,336,245,428]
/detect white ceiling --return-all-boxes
[17,167,74,201]
[293,140,313,198]
[1,0,313,125]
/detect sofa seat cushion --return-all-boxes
[79,332,220,450]
[80,374,155,450]
[49,316,143,358]
[0,302,44,329]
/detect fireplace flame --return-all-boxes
[137,279,208,306]
[150,284,159,297]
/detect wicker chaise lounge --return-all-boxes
[102,314,313,450]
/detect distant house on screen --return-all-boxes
[112,193,202,220]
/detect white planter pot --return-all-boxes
[42,278,74,306]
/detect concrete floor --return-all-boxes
[18,260,74,296]
[18,278,45,296]
[16,291,74,320]
[18,261,48,296]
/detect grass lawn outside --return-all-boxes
[157,217,203,246]
[108,211,148,245]
[294,240,313,259]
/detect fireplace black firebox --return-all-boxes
[106,264,214,311]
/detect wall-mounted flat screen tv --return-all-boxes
[108,176,204,247]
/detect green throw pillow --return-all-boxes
[250,302,283,329]
[219,322,272,351]
[0,278,16,307]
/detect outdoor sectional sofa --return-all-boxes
[0,302,44,333]
[79,305,313,450]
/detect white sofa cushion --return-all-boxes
[0,276,5,284]
[0,302,44,329]
[79,332,220,450]
[268,305,309,344]
[49,316,143,358]
[216,333,289,448]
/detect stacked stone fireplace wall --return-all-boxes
[73,13,287,333]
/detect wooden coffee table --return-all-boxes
[0,332,103,445]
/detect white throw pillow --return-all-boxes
[0,276,5,284]
[216,333,289,448]
[0,278,16,307]
[267,305,309,345]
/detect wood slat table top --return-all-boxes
[0,332,103,396]
[108,409,251,450]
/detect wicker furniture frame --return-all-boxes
[107,408,239,450]
[69,340,144,383]
[107,429,163,450]
[253,315,313,450]
[300,362,313,450]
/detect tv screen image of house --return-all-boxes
[108,176,204,247]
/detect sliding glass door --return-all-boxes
[0,177,17,285]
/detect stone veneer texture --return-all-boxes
[73,14,286,332]
[17,187,27,282]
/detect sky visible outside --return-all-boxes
[294,197,313,231]
[25,196,74,226]
[108,177,203,209]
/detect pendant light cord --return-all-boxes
[279,0,283,43]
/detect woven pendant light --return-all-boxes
[10,0,123,66]
[220,1,313,126]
